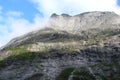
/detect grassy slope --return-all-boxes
[0,28,120,69]
[0,28,120,80]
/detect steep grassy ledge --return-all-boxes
[0,28,119,70]
[0,43,120,80]
[0,48,78,70]
[1,28,120,51]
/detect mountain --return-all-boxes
[49,11,120,32]
[0,11,120,80]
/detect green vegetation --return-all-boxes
[0,48,78,70]
[6,28,120,50]
[8,48,41,60]
[24,73,43,80]
[55,67,96,80]
[2,28,120,55]
[90,62,120,80]
[0,48,43,70]
[0,28,120,79]
[55,68,75,80]
[25,28,120,53]
[94,73,107,80]
[56,60,120,80]
[71,67,96,80]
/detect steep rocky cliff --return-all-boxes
[48,11,120,32]
[0,11,120,80]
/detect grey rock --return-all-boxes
[0,11,120,80]
[48,11,120,33]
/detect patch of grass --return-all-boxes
[55,68,75,80]
[0,48,77,70]
[94,73,107,80]
[5,48,43,61]
[56,65,120,80]
[24,73,43,80]
[71,67,96,80]
[0,48,44,70]
[6,52,40,61]
[56,67,96,80]
[90,62,120,80]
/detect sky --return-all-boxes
[0,0,120,47]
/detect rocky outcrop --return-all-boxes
[0,11,120,80]
[0,35,120,80]
[48,11,120,32]
[1,11,120,51]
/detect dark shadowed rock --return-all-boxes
[50,13,59,18]
[61,13,71,17]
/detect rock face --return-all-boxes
[1,11,120,51]
[48,11,120,32]
[0,11,120,80]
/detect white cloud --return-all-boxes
[6,11,23,18]
[1,0,120,47]
[0,10,46,47]
[31,0,120,16]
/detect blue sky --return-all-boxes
[0,0,43,22]
[0,0,120,47]
[117,0,120,6]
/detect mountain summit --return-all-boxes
[1,11,120,51]
[48,11,120,32]
[0,11,120,80]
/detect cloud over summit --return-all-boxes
[0,0,120,47]
[31,0,120,16]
